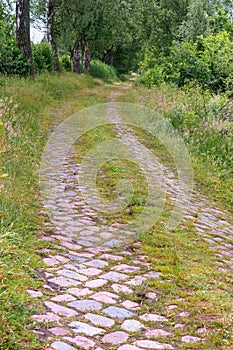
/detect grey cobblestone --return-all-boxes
[33,95,232,350]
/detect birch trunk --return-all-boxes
[16,0,35,76]
[46,0,61,72]
[72,39,81,74]
[83,41,91,73]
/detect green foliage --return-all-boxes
[139,48,158,72]
[0,1,14,38]
[179,0,211,41]
[0,40,31,76]
[34,0,146,74]
[90,60,118,81]
[60,55,72,72]
[168,87,233,172]
[162,41,210,87]
[112,44,142,74]
[209,6,233,36]
[141,0,190,57]
[32,43,55,73]
[0,2,31,77]
[0,17,5,41]
[141,31,233,92]
[200,31,233,91]
[140,66,163,88]
[138,83,233,208]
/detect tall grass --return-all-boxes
[90,60,118,82]
[0,72,96,349]
[59,57,119,82]
[136,83,233,210]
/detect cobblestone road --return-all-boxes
[30,92,233,350]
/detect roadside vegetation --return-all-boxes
[0,0,232,348]
[135,3,233,211]
[1,72,232,349]
[0,73,113,349]
[130,84,232,211]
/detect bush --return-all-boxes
[199,31,233,91]
[60,55,72,72]
[90,60,118,81]
[139,47,159,73]
[141,31,233,92]
[0,40,31,76]
[32,42,54,73]
[163,42,210,87]
[140,66,163,88]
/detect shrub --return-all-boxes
[60,55,72,72]
[140,66,163,88]
[32,42,54,73]
[199,31,233,91]
[90,60,118,81]
[0,39,31,76]
[141,31,233,92]
[163,42,210,87]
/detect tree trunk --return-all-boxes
[46,0,61,72]
[16,0,35,76]
[83,41,91,73]
[72,39,81,74]
[101,45,114,64]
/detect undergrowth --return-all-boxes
[131,82,233,211]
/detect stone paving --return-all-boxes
[31,96,233,349]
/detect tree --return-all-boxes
[16,0,35,76]
[140,0,190,56]
[72,38,81,73]
[209,5,233,37]
[30,0,148,73]
[46,0,60,71]
[55,0,144,73]
[57,0,101,73]
[179,0,212,41]
[0,1,14,38]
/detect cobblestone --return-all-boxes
[85,279,108,288]
[121,319,144,332]
[51,341,77,350]
[68,299,102,312]
[44,301,77,317]
[85,313,115,327]
[102,331,129,344]
[103,306,135,319]
[32,97,233,350]
[140,314,169,322]
[134,340,174,349]
[48,276,81,287]
[69,321,105,336]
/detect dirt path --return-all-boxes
[30,84,232,350]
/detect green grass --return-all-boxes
[90,60,119,82]
[0,73,232,349]
[120,82,233,211]
[0,72,110,349]
[72,83,233,348]
[74,134,233,349]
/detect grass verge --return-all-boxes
[126,83,233,211]
[0,72,111,349]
